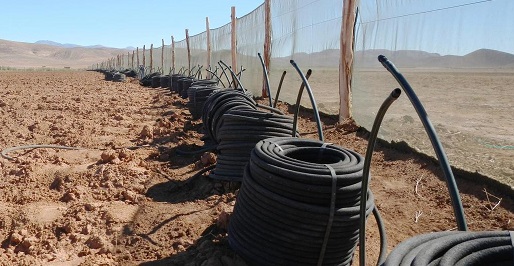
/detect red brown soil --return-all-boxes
[0,71,512,265]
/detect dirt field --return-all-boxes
[0,71,513,265]
[352,68,514,190]
[268,66,514,190]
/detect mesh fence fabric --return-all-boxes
[353,0,514,187]
[100,0,514,188]
[236,4,265,94]
[269,0,342,114]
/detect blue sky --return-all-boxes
[1,0,263,49]
[356,0,514,55]
[1,0,513,56]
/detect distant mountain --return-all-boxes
[354,48,514,69]
[35,40,111,49]
[0,39,130,68]
[251,48,514,69]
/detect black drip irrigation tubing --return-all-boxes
[187,84,219,120]
[219,60,246,91]
[378,55,467,231]
[289,62,321,141]
[258,52,273,107]
[174,145,218,156]
[208,60,323,182]
[185,75,220,118]
[226,61,379,265]
[1,144,159,161]
[228,137,375,266]
[382,231,514,266]
[369,55,514,266]
[209,108,299,181]
[140,72,161,87]
[359,88,402,266]
[274,70,287,108]
[1,145,82,160]
[206,68,226,88]
[201,89,256,144]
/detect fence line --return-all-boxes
[93,0,514,188]
[93,0,354,121]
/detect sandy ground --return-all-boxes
[0,71,512,265]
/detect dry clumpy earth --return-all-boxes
[0,71,512,266]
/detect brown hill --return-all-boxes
[354,48,514,69]
[0,39,129,69]
[270,48,514,69]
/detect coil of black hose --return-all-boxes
[159,75,170,88]
[229,137,374,265]
[382,230,514,266]
[185,79,218,118]
[178,77,196,98]
[104,71,114,81]
[201,89,256,144]
[112,72,126,82]
[209,109,299,181]
[187,85,218,120]
[170,74,184,92]
[140,72,161,87]
[151,75,162,88]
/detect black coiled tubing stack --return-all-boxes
[229,137,374,265]
[112,72,126,82]
[382,231,514,266]
[170,74,184,93]
[210,109,299,181]
[151,75,162,88]
[177,77,195,98]
[186,79,219,119]
[201,89,256,144]
[140,72,161,87]
[159,75,170,88]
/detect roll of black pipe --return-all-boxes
[178,77,195,98]
[160,75,170,88]
[171,74,184,93]
[104,71,114,81]
[123,69,137,78]
[187,85,218,120]
[382,231,514,266]
[152,75,162,88]
[140,72,161,87]
[209,109,299,181]
[112,72,126,82]
[228,137,374,265]
[201,89,256,144]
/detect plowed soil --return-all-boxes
[0,71,512,265]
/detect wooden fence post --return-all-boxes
[143,45,146,69]
[161,38,165,74]
[150,44,154,72]
[263,0,271,97]
[186,29,191,75]
[206,17,211,78]
[339,0,357,120]
[136,47,140,67]
[171,36,175,73]
[231,6,237,86]
[132,51,135,69]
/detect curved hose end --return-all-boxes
[378,54,388,63]
[391,88,402,99]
